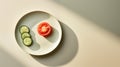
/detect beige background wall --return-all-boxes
[0,0,120,67]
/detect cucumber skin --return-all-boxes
[23,37,32,46]
[19,25,30,34]
[21,33,31,39]
[19,25,33,46]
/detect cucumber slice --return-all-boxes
[20,25,29,34]
[21,33,31,39]
[23,38,32,46]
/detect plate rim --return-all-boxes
[14,10,62,56]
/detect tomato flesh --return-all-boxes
[37,22,52,37]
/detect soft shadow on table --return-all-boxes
[54,0,120,36]
[31,22,79,66]
[0,47,25,67]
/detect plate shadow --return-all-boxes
[31,22,79,66]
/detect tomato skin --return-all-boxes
[37,22,52,37]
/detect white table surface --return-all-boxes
[0,0,120,67]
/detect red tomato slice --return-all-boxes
[37,22,52,37]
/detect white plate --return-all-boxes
[15,11,62,55]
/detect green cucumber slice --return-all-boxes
[20,25,29,34]
[23,38,32,46]
[21,33,31,39]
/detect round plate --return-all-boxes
[15,11,62,55]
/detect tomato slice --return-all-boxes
[37,22,52,37]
